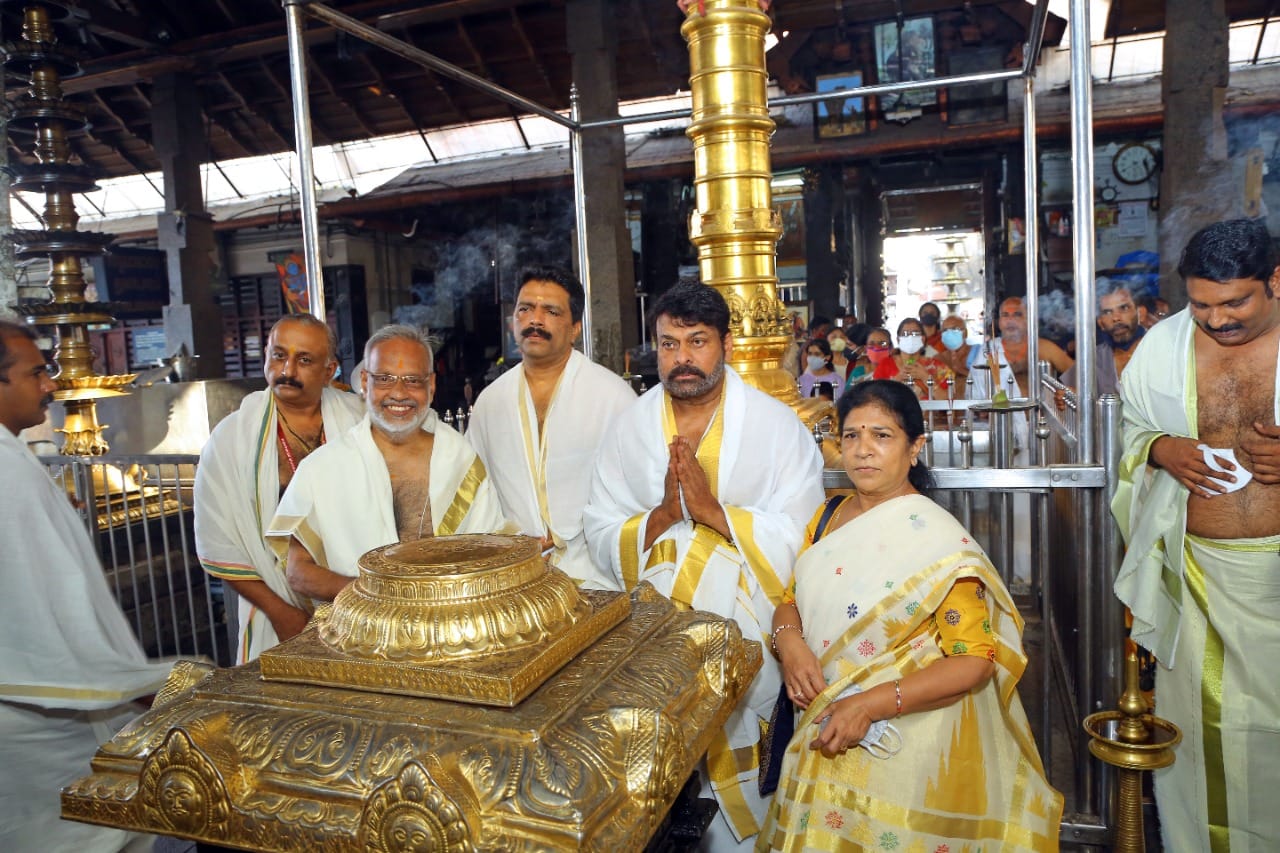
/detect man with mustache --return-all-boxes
[468,265,634,588]
[1113,217,1280,852]
[0,319,173,851]
[194,313,363,662]
[584,282,824,849]
[268,324,503,601]
[1059,279,1145,402]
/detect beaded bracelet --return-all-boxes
[770,623,803,656]
[894,679,903,716]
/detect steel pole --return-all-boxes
[1069,0,1097,465]
[284,0,325,321]
[569,85,592,359]
[1023,75,1041,422]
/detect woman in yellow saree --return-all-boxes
[759,380,1062,852]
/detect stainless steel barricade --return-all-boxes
[41,454,233,667]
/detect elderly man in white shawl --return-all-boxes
[0,320,173,851]
[194,314,363,663]
[469,264,635,588]
[268,324,504,600]
[1113,218,1280,852]
[583,282,824,850]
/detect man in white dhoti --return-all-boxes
[1113,218,1280,852]
[0,320,171,852]
[583,283,824,850]
[469,265,634,588]
[268,324,504,600]
[194,314,363,662]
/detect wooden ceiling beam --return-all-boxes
[358,54,437,152]
[90,91,156,153]
[396,28,469,123]
[62,0,545,94]
[256,58,336,147]
[508,7,557,102]
[217,72,295,150]
[306,50,380,139]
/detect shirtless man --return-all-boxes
[1112,217,1280,852]
[976,296,1074,399]
[268,325,503,600]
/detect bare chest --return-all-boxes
[1196,350,1278,448]
[382,440,434,541]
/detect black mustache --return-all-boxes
[521,327,552,340]
[41,394,54,407]
[273,377,303,389]
[669,366,707,380]
[1205,322,1244,334]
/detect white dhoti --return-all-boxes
[1114,309,1280,852]
[583,368,825,846]
[267,414,505,576]
[469,351,635,589]
[194,387,364,661]
[0,425,173,852]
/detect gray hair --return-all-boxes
[363,324,435,372]
[269,313,339,362]
[1095,276,1134,305]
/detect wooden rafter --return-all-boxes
[256,58,336,146]
[90,91,157,154]
[357,54,437,155]
[306,50,379,139]
[217,71,294,149]
[397,28,468,123]
[204,106,258,159]
[508,7,557,102]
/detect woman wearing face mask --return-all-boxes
[826,328,853,379]
[879,318,953,398]
[846,327,892,388]
[935,314,973,384]
[799,337,841,398]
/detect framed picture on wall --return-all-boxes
[946,46,1008,126]
[875,16,935,120]
[775,191,806,282]
[813,71,869,139]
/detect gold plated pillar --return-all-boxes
[681,0,832,436]
[4,2,132,454]
[1083,650,1181,852]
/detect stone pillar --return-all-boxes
[152,73,225,377]
[566,0,638,372]
[803,166,841,320]
[1157,0,1232,305]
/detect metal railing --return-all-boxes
[41,454,233,667]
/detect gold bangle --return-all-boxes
[894,679,903,717]
[770,623,803,656]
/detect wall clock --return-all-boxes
[1112,141,1159,185]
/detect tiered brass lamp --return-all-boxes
[1083,650,1181,852]
[3,1,129,454]
[681,0,835,450]
[63,535,761,850]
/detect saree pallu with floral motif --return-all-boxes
[757,494,1062,852]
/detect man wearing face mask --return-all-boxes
[267,324,504,601]
[918,302,944,351]
[936,314,974,384]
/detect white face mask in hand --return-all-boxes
[818,683,904,759]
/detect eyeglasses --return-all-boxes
[899,331,923,338]
[368,372,430,389]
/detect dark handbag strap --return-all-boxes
[811,494,845,544]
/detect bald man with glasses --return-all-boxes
[268,324,504,601]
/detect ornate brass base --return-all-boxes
[64,584,760,851]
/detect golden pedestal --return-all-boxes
[63,535,761,851]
